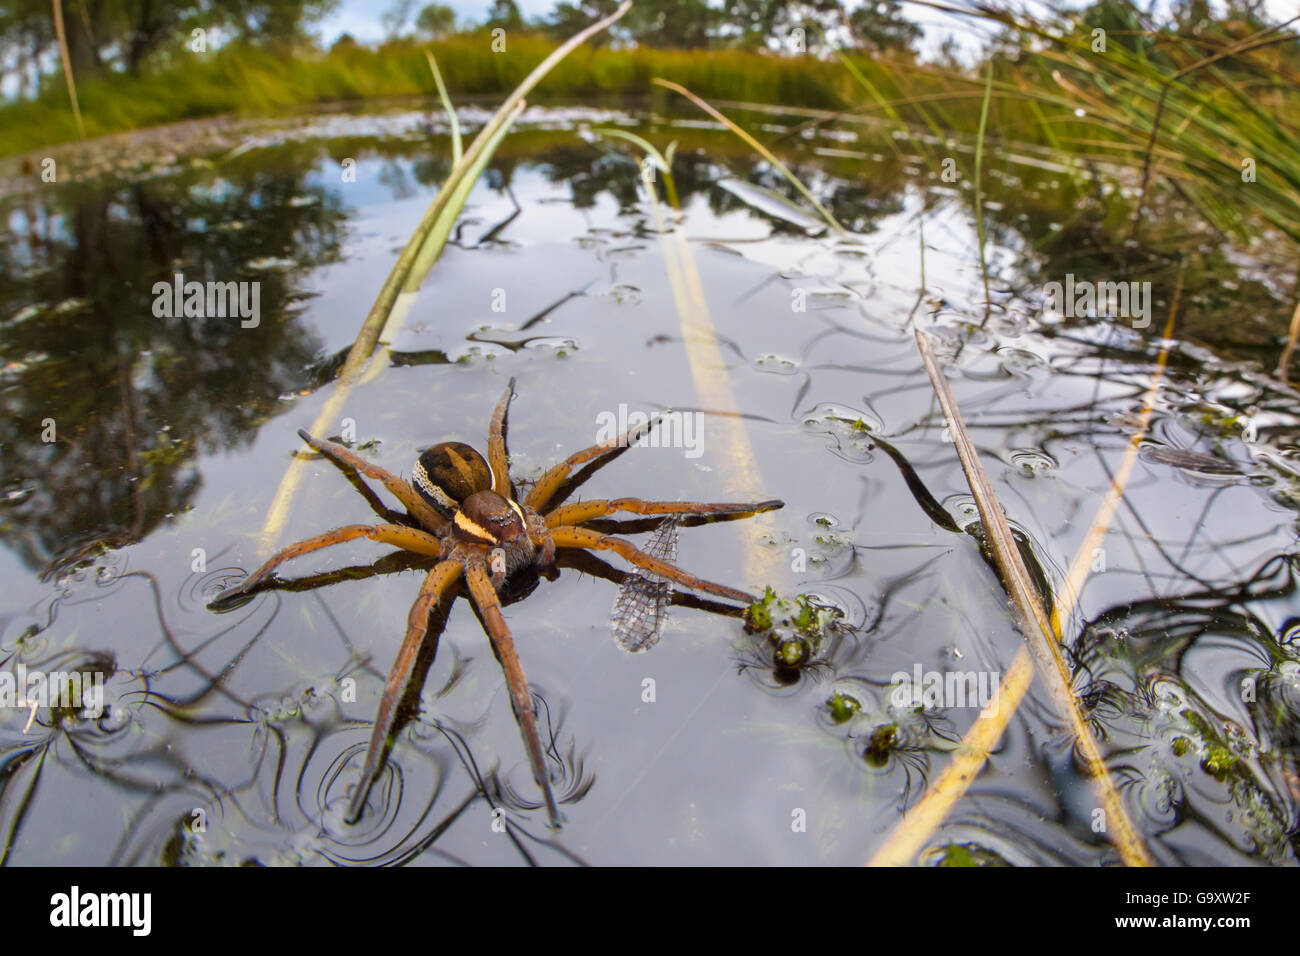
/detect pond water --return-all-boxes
[2,103,1298,865]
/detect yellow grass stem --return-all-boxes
[50,0,85,139]
[640,164,779,586]
[426,50,462,165]
[870,264,1185,866]
[878,328,1154,866]
[1277,286,1300,384]
[973,62,993,320]
[653,78,852,238]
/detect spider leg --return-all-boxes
[549,525,758,604]
[348,559,463,823]
[216,524,448,600]
[558,549,749,617]
[231,551,437,596]
[336,466,410,525]
[297,429,447,533]
[544,497,783,528]
[524,412,665,512]
[464,559,561,827]
[525,510,557,575]
[488,378,515,500]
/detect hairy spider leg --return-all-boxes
[488,378,516,501]
[544,497,784,528]
[348,559,464,823]
[548,525,757,604]
[524,412,666,512]
[240,552,435,594]
[464,560,561,827]
[222,524,448,597]
[320,456,409,525]
[297,429,447,532]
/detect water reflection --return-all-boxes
[0,164,346,575]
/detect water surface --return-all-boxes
[2,104,1298,865]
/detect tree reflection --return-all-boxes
[0,163,346,574]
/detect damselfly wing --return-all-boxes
[609,516,680,652]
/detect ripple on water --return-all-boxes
[1005,447,1059,478]
[801,402,886,464]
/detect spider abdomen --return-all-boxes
[413,441,492,518]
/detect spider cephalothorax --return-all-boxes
[452,489,530,548]
[213,379,782,826]
[412,441,551,585]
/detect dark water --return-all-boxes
[1,104,1298,865]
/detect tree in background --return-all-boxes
[630,0,717,48]
[0,0,56,95]
[719,0,919,54]
[720,0,840,50]
[381,0,417,39]
[485,0,526,31]
[545,1,623,44]
[223,0,340,46]
[0,0,337,91]
[546,0,717,48]
[1171,0,1214,35]
[6,0,213,78]
[720,0,785,48]
[1078,0,1159,58]
[848,0,921,54]
[415,3,456,39]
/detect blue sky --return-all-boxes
[315,0,1005,56]
[318,0,555,43]
[314,0,1300,61]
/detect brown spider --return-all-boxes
[212,379,782,826]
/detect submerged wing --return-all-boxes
[609,516,679,653]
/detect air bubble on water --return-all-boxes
[1008,448,1058,478]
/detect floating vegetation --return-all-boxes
[927,842,1011,868]
[743,587,849,685]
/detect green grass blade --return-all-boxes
[974,61,993,322]
[653,78,851,237]
[426,49,462,165]
[336,0,632,382]
[404,99,523,290]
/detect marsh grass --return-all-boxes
[830,6,1300,246]
[1,32,862,158]
[15,2,1300,267]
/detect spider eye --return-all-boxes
[413,442,491,518]
[507,499,527,525]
